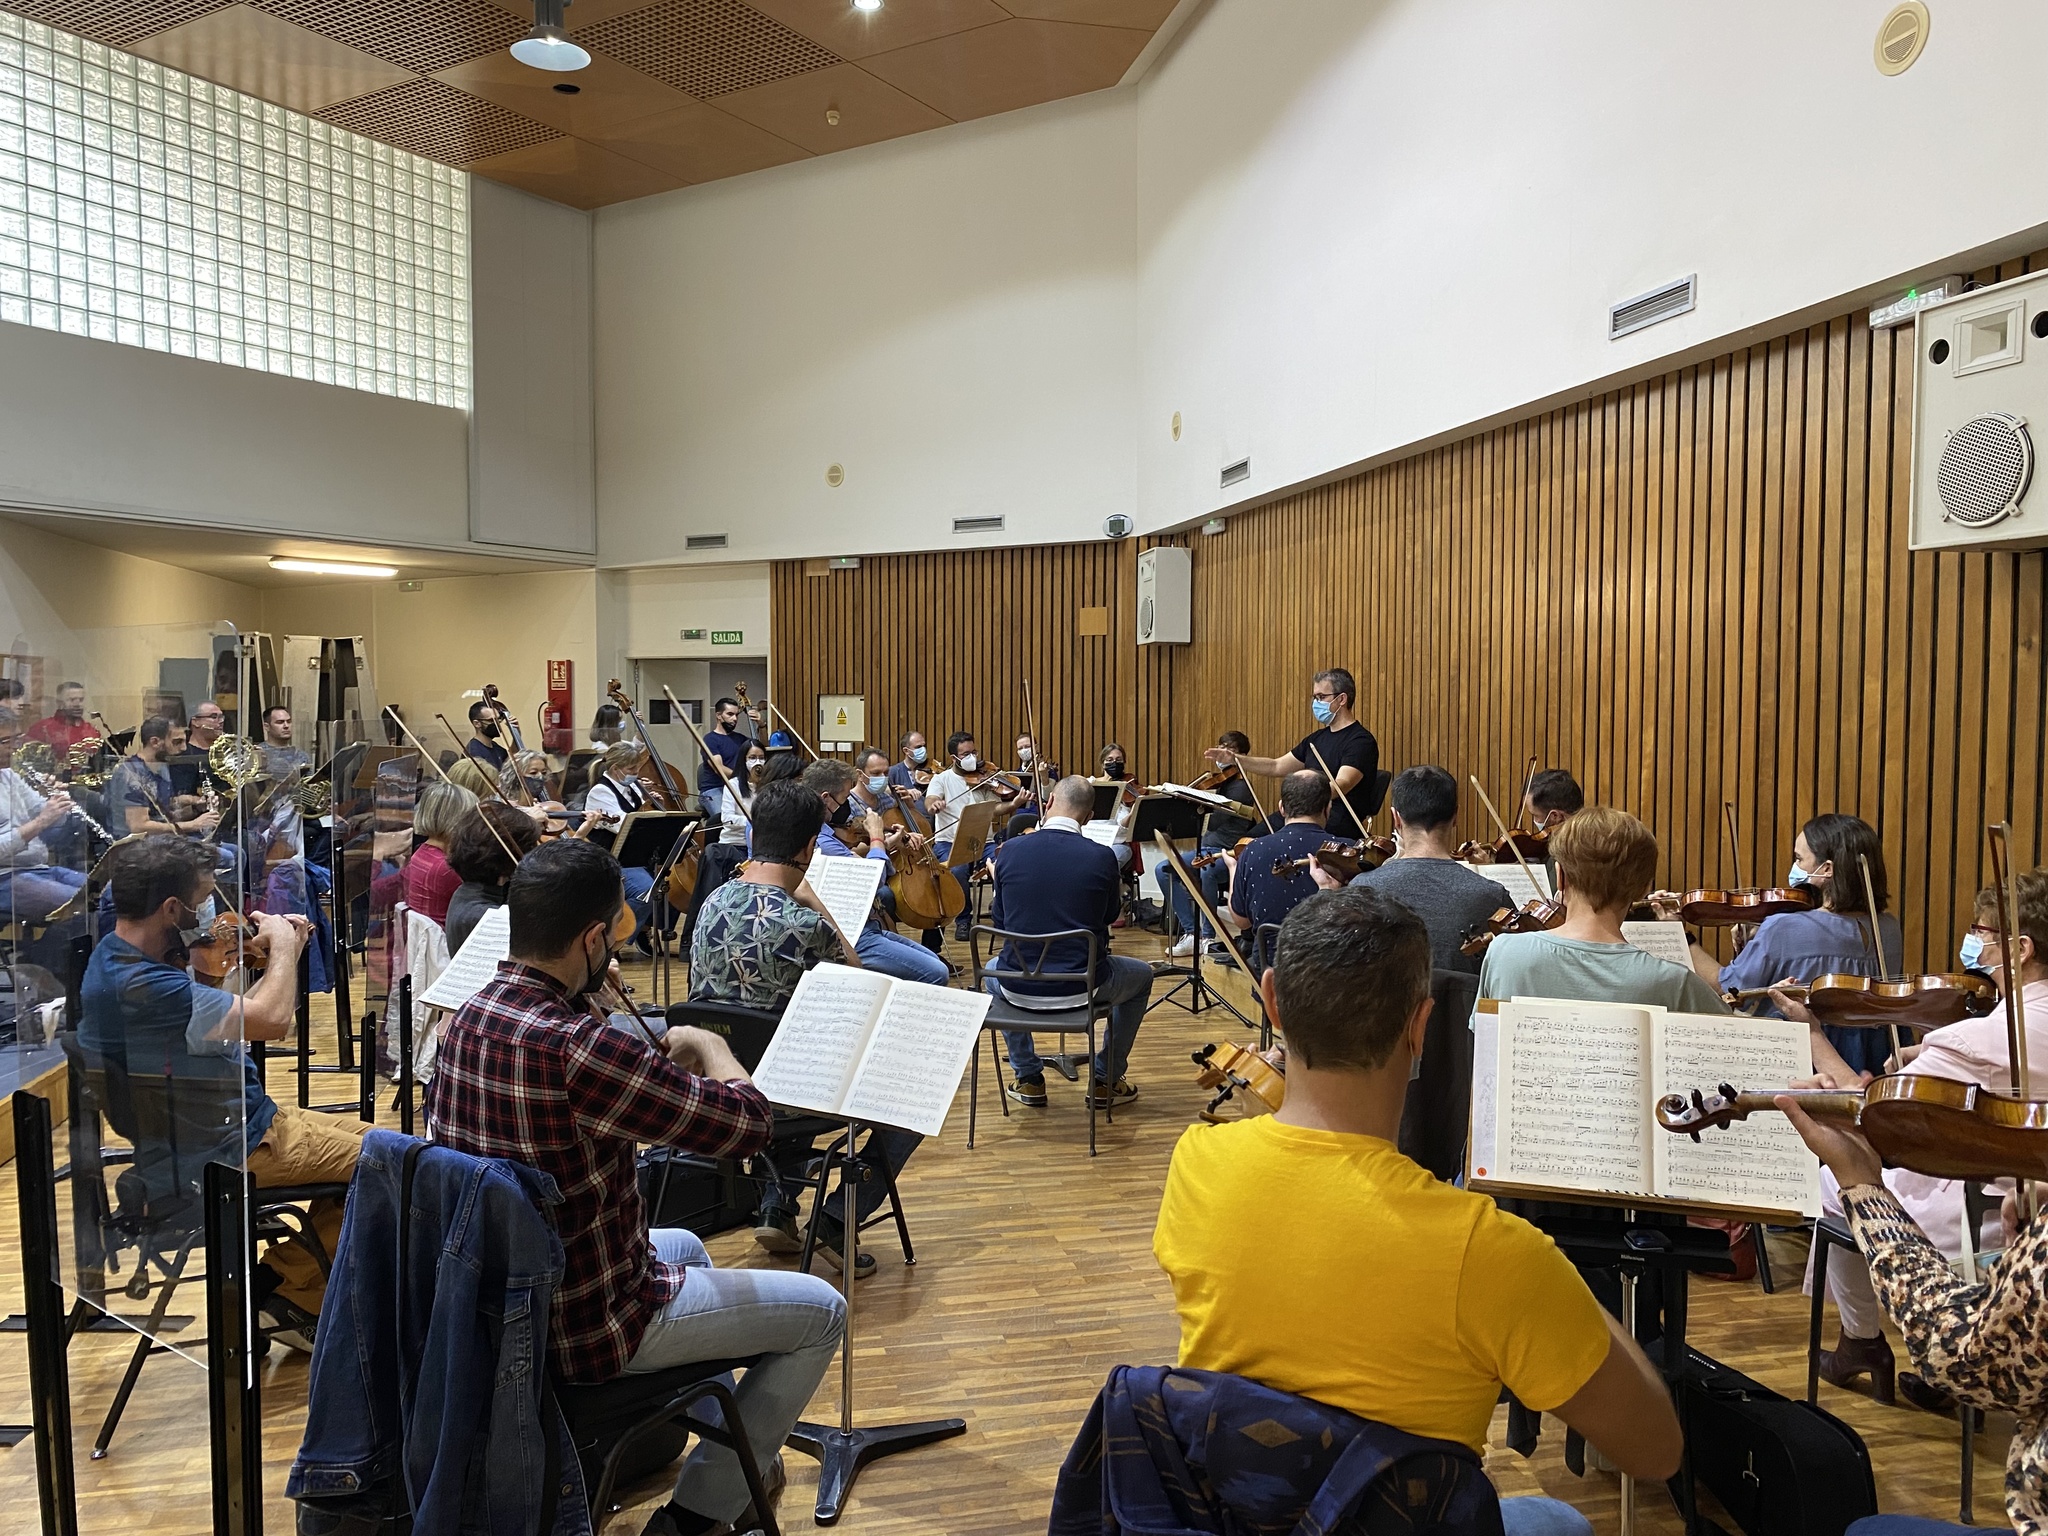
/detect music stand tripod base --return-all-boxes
[785,1117,966,1524]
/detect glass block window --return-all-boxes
[0,11,469,409]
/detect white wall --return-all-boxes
[594,94,1138,566]
[592,0,2048,554]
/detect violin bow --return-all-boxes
[1857,852,1904,1064]
[1022,679,1048,811]
[1468,776,1550,903]
[386,707,526,870]
[1515,754,1537,834]
[1153,829,1269,1037]
[1233,753,1271,828]
[1723,800,1744,888]
[760,693,823,761]
[1989,821,2039,1222]
[1308,744,1371,847]
[662,685,752,826]
[436,712,525,815]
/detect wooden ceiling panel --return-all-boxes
[579,0,838,99]
[253,0,523,75]
[469,133,689,208]
[585,96,809,182]
[5,0,231,49]
[319,77,561,166]
[713,60,950,154]
[860,17,1149,121]
[434,45,694,136]
[996,0,1180,28]
[742,0,1008,61]
[131,5,412,114]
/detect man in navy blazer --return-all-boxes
[986,775,1153,1108]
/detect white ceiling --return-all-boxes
[0,509,590,588]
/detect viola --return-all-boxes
[1458,895,1568,956]
[1457,828,1552,865]
[188,911,270,984]
[1728,972,1999,1032]
[1656,885,1817,927]
[1192,1041,1285,1122]
[1656,1073,2048,1183]
[1272,836,1388,883]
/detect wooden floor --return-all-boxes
[0,928,2008,1534]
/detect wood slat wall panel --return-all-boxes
[771,253,2048,969]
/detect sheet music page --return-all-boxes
[419,906,510,1010]
[1082,820,1123,847]
[752,964,892,1117]
[1469,1006,1500,1179]
[1153,781,1234,810]
[842,980,995,1136]
[1652,1012,1821,1216]
[1495,999,1652,1196]
[1621,921,1694,969]
[1463,862,1551,904]
[804,853,885,951]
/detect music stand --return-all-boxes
[610,811,699,1000]
[1149,833,1260,1033]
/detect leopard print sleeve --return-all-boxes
[1842,1183,2048,1535]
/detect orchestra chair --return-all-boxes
[663,1000,914,1270]
[553,1356,778,1536]
[1396,969,1480,1182]
[965,924,1112,1157]
[1364,767,1393,819]
[58,1028,346,1456]
[1807,1181,2002,1524]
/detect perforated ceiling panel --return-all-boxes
[254,0,521,75]
[2,0,227,47]
[319,76,559,165]
[580,0,838,99]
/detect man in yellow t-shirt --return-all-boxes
[1154,887,1682,1533]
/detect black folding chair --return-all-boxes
[966,925,1113,1156]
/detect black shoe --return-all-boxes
[639,1455,784,1536]
[812,1231,877,1279]
[1006,1074,1048,1108]
[751,1206,801,1255]
[258,1294,319,1354]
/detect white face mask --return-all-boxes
[1018,748,1032,765]
[959,754,979,773]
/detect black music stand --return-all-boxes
[1135,797,1252,1027]
[612,812,699,1000]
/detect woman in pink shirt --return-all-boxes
[401,781,477,927]
[1783,871,2048,1412]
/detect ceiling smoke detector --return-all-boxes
[512,0,590,71]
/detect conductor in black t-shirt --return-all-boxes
[1203,666,1379,840]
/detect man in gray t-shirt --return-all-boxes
[1349,765,1511,975]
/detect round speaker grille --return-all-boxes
[1937,412,2033,527]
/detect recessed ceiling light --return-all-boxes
[553,82,581,94]
[853,0,882,11]
[512,0,590,71]
[269,557,399,579]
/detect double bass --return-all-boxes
[606,681,705,912]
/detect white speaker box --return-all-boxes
[1136,547,1191,645]
[1910,270,2048,551]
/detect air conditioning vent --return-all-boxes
[685,534,728,551]
[1609,276,1696,340]
[953,515,1004,534]
[1220,457,1251,488]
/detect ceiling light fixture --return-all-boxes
[853,0,882,11]
[511,0,591,72]
[269,557,400,579]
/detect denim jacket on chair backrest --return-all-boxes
[286,1129,591,1536]
[1049,1364,1505,1536]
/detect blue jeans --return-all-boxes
[1846,1521,1976,1535]
[700,785,724,822]
[621,865,676,938]
[931,841,976,933]
[626,1228,846,1523]
[1154,854,1225,940]
[857,922,951,985]
[997,953,1152,1084]
[1500,1497,1593,1535]
[0,863,85,923]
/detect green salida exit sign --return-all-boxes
[711,630,744,646]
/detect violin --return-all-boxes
[1457,828,1551,865]
[1192,1042,1285,1122]
[1189,836,1255,872]
[1457,895,1568,956]
[959,764,1026,796]
[1726,971,1999,1032]
[1655,886,1817,927]
[1272,836,1390,883]
[187,911,271,984]
[1656,1074,2048,1184]
[1189,761,1241,792]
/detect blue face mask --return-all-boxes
[866,775,889,795]
[1960,932,1986,971]
[1786,862,1816,888]
[1310,698,1335,726]
[910,747,927,765]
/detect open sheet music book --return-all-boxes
[1470,996,1821,1218]
[752,964,993,1137]
[419,906,510,1011]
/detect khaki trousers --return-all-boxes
[243,1104,370,1313]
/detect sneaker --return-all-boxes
[752,1206,802,1255]
[1205,942,1239,969]
[1006,1074,1048,1108]
[258,1294,318,1354]
[1088,1077,1139,1109]
[1168,934,1197,958]
[813,1233,878,1279]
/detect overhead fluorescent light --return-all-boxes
[269,557,399,579]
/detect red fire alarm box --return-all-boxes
[542,659,574,752]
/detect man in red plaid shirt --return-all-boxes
[427,838,845,1536]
